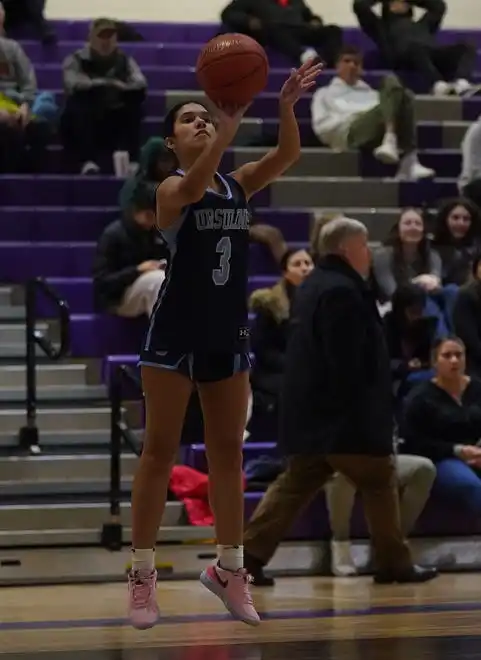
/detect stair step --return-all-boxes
[0,452,136,484]
[0,407,112,434]
[0,429,143,449]
[0,363,89,388]
[0,344,46,359]
[0,287,13,306]
[0,322,48,344]
[0,524,213,549]
[0,385,107,403]
[0,500,183,532]
[0,305,25,321]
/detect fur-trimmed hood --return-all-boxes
[249,281,291,323]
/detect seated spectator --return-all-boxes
[372,208,454,332]
[2,0,55,44]
[93,182,169,318]
[402,336,481,519]
[0,7,55,172]
[61,18,147,175]
[353,0,475,96]
[459,116,481,208]
[220,0,342,67]
[309,212,342,261]
[119,137,176,214]
[372,208,442,301]
[384,283,437,402]
[453,254,481,378]
[326,451,435,576]
[249,222,287,265]
[311,45,434,180]
[432,198,481,287]
[250,248,313,411]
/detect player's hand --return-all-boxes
[280,60,323,106]
[215,104,249,144]
[138,260,162,273]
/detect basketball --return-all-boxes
[196,34,269,106]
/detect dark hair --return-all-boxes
[162,100,210,139]
[391,283,426,321]
[336,44,363,62]
[432,197,481,247]
[279,247,310,272]
[431,335,465,361]
[472,252,481,277]
[384,207,432,279]
[129,180,157,213]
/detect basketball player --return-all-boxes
[128,59,322,630]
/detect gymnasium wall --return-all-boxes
[46,0,480,29]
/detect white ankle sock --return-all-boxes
[217,545,244,572]
[131,548,155,573]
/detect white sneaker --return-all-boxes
[81,161,100,175]
[432,81,451,97]
[331,541,357,577]
[453,78,472,96]
[374,140,400,164]
[301,48,318,65]
[396,154,435,181]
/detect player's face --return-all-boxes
[173,103,216,152]
[284,249,314,286]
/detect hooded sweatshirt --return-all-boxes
[0,36,37,105]
[311,76,379,150]
[119,137,166,211]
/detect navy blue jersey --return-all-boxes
[143,171,251,353]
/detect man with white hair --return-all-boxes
[243,216,438,585]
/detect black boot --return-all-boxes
[244,551,275,587]
[374,564,438,584]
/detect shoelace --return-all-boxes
[131,577,154,608]
[234,569,254,606]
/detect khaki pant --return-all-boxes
[244,454,412,572]
[347,75,416,153]
[116,270,165,318]
[325,455,436,541]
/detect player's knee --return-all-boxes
[207,440,243,473]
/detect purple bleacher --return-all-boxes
[0,241,305,281]
[35,275,276,315]
[69,314,146,358]
[33,65,481,95]
[1,18,480,544]
[21,40,481,72]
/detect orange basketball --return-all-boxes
[196,33,269,106]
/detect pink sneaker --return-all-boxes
[128,569,160,629]
[200,564,260,626]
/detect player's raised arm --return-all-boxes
[156,105,247,229]
[231,60,322,200]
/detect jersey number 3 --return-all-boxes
[212,236,231,286]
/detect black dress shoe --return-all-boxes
[374,565,438,584]
[244,551,275,587]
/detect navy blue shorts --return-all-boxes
[139,350,251,383]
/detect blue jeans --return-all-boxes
[433,458,481,514]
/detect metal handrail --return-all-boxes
[18,277,70,451]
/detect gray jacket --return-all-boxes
[0,37,37,105]
[62,46,147,95]
[372,245,442,300]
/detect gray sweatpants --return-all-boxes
[325,454,436,540]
